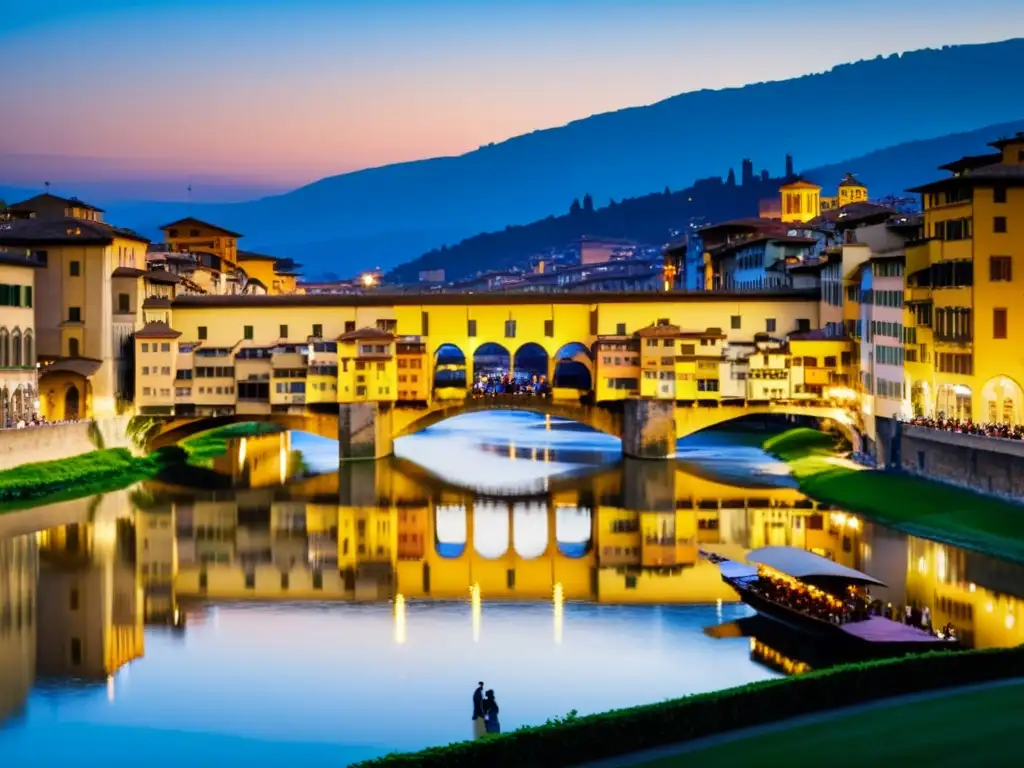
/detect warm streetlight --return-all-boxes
[361,272,377,287]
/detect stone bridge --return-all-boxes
[145,395,859,461]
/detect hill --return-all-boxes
[28,39,1024,275]
[389,119,1024,283]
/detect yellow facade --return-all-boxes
[161,218,240,270]
[905,133,1024,423]
[780,180,822,224]
[338,328,398,403]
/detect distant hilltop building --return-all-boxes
[418,268,445,283]
[771,172,869,224]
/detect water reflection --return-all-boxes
[3,419,1024,757]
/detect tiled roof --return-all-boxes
[0,217,149,246]
[907,162,1024,193]
[142,297,173,309]
[135,321,182,339]
[9,192,104,213]
[338,327,395,342]
[159,217,243,238]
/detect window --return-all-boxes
[33,250,48,266]
[118,293,130,313]
[280,324,288,339]
[313,324,323,338]
[504,319,516,338]
[68,307,81,323]
[994,308,1008,340]
[421,311,429,336]
[69,260,80,276]
[765,318,776,333]
[467,319,477,337]
[24,287,32,308]
[69,338,80,357]
[544,319,554,337]
[994,216,1007,233]
[198,326,208,340]
[243,325,254,340]
[990,256,1012,282]
[616,322,626,335]
[161,343,170,352]
[730,315,741,330]
[343,321,355,333]
[796,318,811,332]
[994,186,1007,204]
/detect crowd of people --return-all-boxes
[471,372,551,397]
[906,416,1024,440]
[2,415,77,430]
[746,574,869,625]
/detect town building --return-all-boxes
[0,252,42,425]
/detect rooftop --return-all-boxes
[907,162,1024,193]
[338,327,395,342]
[0,217,149,246]
[159,217,243,238]
[9,192,104,213]
[135,321,183,339]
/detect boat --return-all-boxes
[715,546,958,655]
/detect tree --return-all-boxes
[582,193,594,213]
[569,198,582,215]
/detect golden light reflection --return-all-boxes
[279,438,287,484]
[106,676,115,703]
[545,414,551,431]
[470,583,481,643]
[750,639,811,676]
[553,582,564,644]
[508,442,515,460]
[238,437,247,471]
[394,594,407,645]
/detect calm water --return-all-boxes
[2,412,1023,765]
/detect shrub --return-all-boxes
[352,647,1024,768]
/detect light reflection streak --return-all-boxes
[471,583,481,642]
[394,594,406,645]
[554,582,564,644]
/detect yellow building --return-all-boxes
[905,132,1024,423]
[780,179,823,224]
[160,217,241,271]
[338,327,398,403]
[0,252,41,424]
[396,337,429,402]
[788,332,851,398]
[238,250,301,295]
[0,215,154,419]
[8,192,105,222]
[593,335,640,401]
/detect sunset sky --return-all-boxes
[4,0,1024,196]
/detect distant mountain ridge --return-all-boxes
[9,38,1024,276]
[390,119,1024,283]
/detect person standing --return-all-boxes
[472,681,486,739]
[483,689,501,735]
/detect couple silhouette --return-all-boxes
[471,681,501,738]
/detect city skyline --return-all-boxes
[4,0,1024,199]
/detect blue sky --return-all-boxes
[3,0,1024,189]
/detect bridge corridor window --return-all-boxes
[243,325,254,340]
[421,311,429,336]
[280,324,288,339]
[467,319,477,337]
[504,319,516,338]
[344,321,355,334]
[544,319,554,337]
[766,318,777,333]
[312,324,323,338]
[616,322,626,335]
[198,326,207,340]
[731,315,741,329]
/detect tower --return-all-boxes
[785,154,795,179]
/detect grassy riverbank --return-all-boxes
[0,422,281,513]
[764,428,1024,563]
[635,679,1024,767]
[350,647,1024,768]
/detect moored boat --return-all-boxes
[715,546,958,655]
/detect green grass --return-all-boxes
[0,422,281,513]
[635,680,1024,767]
[764,428,1024,564]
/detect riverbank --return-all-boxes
[764,428,1024,564]
[350,647,1024,768]
[0,422,281,514]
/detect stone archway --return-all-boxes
[0,387,9,428]
[910,380,932,419]
[64,385,81,421]
[552,342,593,391]
[981,376,1024,425]
[936,383,972,422]
[433,343,467,393]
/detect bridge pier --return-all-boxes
[622,399,677,460]
[338,403,394,462]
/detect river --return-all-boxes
[1,412,1023,764]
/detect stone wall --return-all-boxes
[622,399,677,460]
[899,425,1024,503]
[0,415,135,472]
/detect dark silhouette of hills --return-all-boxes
[389,119,1024,283]
[11,39,1024,276]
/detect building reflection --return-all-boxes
[3,428,1024,710]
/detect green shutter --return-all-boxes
[24,286,32,308]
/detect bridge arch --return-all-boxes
[435,504,467,558]
[552,342,593,391]
[980,375,1023,425]
[512,502,549,559]
[674,404,862,452]
[433,343,467,391]
[145,412,340,449]
[513,342,548,383]
[556,505,593,558]
[474,501,510,559]
[471,342,510,386]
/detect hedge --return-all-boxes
[352,646,1024,768]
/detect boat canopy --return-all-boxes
[745,546,887,588]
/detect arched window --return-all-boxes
[12,330,21,367]
[0,328,8,368]
[68,338,80,358]
[23,332,33,367]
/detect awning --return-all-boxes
[745,546,886,588]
